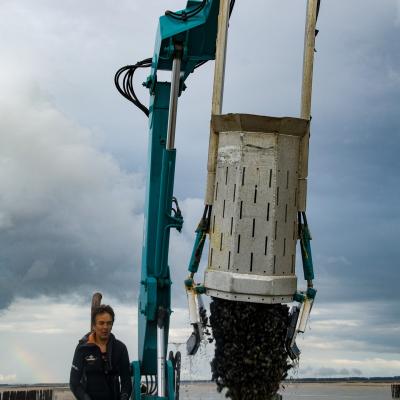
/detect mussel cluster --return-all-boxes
[210,298,292,400]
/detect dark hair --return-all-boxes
[91,304,115,326]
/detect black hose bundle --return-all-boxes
[165,0,207,21]
[165,0,235,21]
[114,58,152,117]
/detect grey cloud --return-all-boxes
[305,300,400,355]
[300,0,400,319]
[0,75,145,309]
[0,69,206,311]
[314,367,363,377]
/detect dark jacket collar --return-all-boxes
[78,332,116,349]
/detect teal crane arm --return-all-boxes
[115,1,224,398]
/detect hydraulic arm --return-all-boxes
[116,1,229,398]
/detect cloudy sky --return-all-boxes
[0,0,400,384]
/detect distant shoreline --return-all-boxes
[1,377,399,388]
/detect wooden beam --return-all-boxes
[91,292,102,330]
[298,0,319,211]
[205,0,230,205]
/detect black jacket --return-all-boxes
[69,333,132,400]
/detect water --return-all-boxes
[179,382,392,399]
[6,382,393,400]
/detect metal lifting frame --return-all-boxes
[122,0,321,397]
[185,0,320,359]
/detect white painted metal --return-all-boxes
[187,289,200,325]
[205,271,296,304]
[204,114,308,303]
[187,289,205,340]
[157,326,165,397]
[187,290,197,325]
[297,297,313,333]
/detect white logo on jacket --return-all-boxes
[85,354,97,363]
